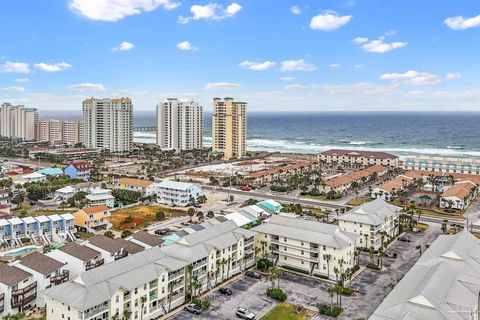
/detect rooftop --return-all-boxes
[338,198,401,225]
[0,264,32,287]
[131,230,164,247]
[59,242,101,262]
[19,251,65,276]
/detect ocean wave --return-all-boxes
[132,131,480,158]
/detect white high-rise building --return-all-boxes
[156,98,203,152]
[0,103,38,140]
[83,97,133,152]
[38,120,83,145]
[62,120,83,145]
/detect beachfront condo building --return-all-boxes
[82,97,133,152]
[319,149,400,168]
[337,198,400,250]
[156,98,203,152]
[38,119,83,145]
[402,155,480,175]
[252,215,359,280]
[0,103,38,140]
[211,97,247,160]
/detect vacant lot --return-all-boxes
[111,205,186,230]
[261,302,315,320]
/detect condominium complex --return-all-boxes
[38,119,83,145]
[252,215,358,279]
[156,98,203,152]
[370,231,480,320]
[82,97,133,152]
[319,149,400,168]
[337,198,401,249]
[0,103,38,140]
[43,220,255,320]
[156,180,203,207]
[211,97,247,160]
[402,155,480,175]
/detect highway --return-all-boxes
[201,185,350,211]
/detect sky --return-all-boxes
[0,0,480,113]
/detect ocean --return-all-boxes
[133,111,480,158]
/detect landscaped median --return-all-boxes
[260,302,315,320]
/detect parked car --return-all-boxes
[399,236,411,242]
[245,271,261,279]
[155,228,171,235]
[241,186,251,191]
[236,307,255,319]
[184,303,203,315]
[219,287,233,295]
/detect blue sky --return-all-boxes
[0,0,479,112]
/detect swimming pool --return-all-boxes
[0,245,42,257]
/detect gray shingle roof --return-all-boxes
[19,251,65,276]
[0,264,32,287]
[60,242,100,262]
[252,215,359,249]
[131,230,164,247]
[338,198,401,226]
[87,234,124,253]
[370,231,480,320]
[116,239,144,254]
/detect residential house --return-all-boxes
[85,188,115,208]
[0,264,37,316]
[83,235,128,263]
[337,198,401,249]
[73,205,112,233]
[64,161,91,181]
[127,230,164,249]
[116,178,156,197]
[47,242,104,279]
[252,215,358,279]
[15,172,46,185]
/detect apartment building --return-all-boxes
[0,103,38,140]
[319,149,400,168]
[321,165,388,194]
[372,171,422,201]
[62,120,83,145]
[337,198,401,249]
[47,242,104,279]
[439,180,478,210]
[211,97,247,160]
[0,214,76,246]
[83,97,133,152]
[156,180,203,207]
[0,264,37,316]
[245,162,320,186]
[252,215,358,279]
[38,119,83,145]
[156,98,203,152]
[73,205,112,233]
[403,155,480,175]
[370,231,480,320]
[116,178,156,196]
[43,219,255,320]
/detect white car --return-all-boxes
[236,307,255,319]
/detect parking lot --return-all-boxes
[169,227,442,320]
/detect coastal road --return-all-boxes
[201,185,350,211]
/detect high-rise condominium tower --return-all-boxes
[211,97,247,160]
[0,103,38,140]
[38,119,83,145]
[82,97,133,152]
[156,98,203,152]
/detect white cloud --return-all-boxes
[203,82,241,90]
[330,63,341,68]
[15,78,30,83]
[354,64,363,69]
[0,61,30,73]
[1,86,25,93]
[380,70,441,85]
[355,36,407,53]
[176,41,199,51]
[112,41,134,51]
[310,11,352,31]
[239,60,276,71]
[34,62,72,72]
[69,0,180,22]
[280,59,316,72]
[446,73,463,80]
[280,77,295,81]
[290,5,301,15]
[353,37,368,44]
[178,2,242,24]
[284,84,310,90]
[444,14,480,30]
[68,83,106,91]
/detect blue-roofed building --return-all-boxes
[36,168,64,176]
[258,199,282,214]
[64,162,91,181]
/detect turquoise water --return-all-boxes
[3,246,42,257]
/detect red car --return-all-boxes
[241,186,251,191]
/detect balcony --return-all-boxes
[0,293,4,313]
[86,258,104,270]
[114,251,128,260]
[11,293,36,308]
[51,270,69,285]
[12,282,37,297]
[84,303,109,319]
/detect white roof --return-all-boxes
[370,231,480,320]
[225,212,255,227]
[35,215,50,223]
[21,217,37,224]
[0,219,10,227]
[86,194,115,201]
[61,213,74,220]
[56,186,76,194]
[22,172,45,179]
[338,198,401,226]
[89,188,112,195]
[158,180,198,191]
[8,217,23,225]
[48,214,62,222]
[240,205,267,218]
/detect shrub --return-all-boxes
[192,297,211,310]
[266,288,287,302]
[257,258,273,270]
[121,230,133,238]
[104,230,115,239]
[155,210,165,221]
[318,305,341,317]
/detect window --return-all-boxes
[115,295,119,303]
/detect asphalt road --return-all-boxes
[202,185,350,211]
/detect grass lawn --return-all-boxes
[346,197,372,206]
[310,208,329,216]
[474,233,480,239]
[300,195,328,201]
[419,208,465,219]
[76,231,94,240]
[261,302,316,320]
[12,203,32,212]
[110,205,187,230]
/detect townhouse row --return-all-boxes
[244,162,321,186]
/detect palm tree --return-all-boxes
[368,247,375,267]
[112,314,120,320]
[167,281,174,312]
[323,254,332,278]
[122,309,132,320]
[140,295,147,320]
[196,211,204,222]
[328,286,336,311]
[221,258,227,281]
[187,208,195,222]
[268,267,278,289]
[226,256,232,279]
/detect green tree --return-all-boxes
[187,208,195,222]
[104,230,115,239]
[155,210,165,221]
